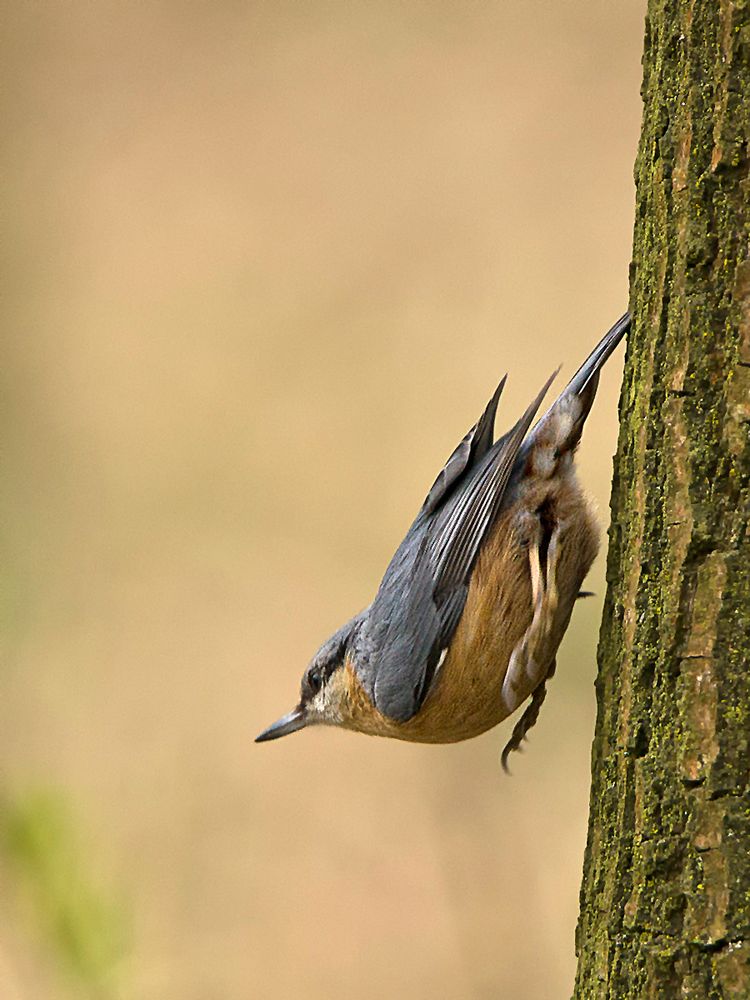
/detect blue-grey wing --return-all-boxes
[426,372,557,597]
[363,372,557,722]
[422,376,505,514]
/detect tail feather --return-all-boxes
[564,311,631,401]
[528,311,630,455]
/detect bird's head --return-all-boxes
[255,618,361,743]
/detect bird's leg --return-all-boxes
[501,658,558,772]
[501,517,562,714]
[501,519,542,711]
[528,536,545,616]
[543,527,560,624]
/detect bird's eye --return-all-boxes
[307,669,322,694]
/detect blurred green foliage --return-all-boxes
[0,790,129,997]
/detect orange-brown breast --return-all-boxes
[340,479,599,744]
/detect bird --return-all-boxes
[256,313,630,769]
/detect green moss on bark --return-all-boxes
[574,1,750,997]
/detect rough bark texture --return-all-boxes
[574,2,750,998]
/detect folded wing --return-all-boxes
[363,372,557,722]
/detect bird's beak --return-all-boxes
[255,705,307,743]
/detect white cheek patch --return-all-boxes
[307,678,343,724]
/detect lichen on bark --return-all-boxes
[573,1,750,997]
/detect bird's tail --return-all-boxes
[527,311,630,455]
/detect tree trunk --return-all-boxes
[573,2,750,998]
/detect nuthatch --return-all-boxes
[257,313,630,768]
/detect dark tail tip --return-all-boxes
[526,311,630,454]
[566,311,631,399]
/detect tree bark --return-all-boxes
[573,2,750,998]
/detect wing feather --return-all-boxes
[422,377,506,515]
[428,371,558,594]
[365,371,557,722]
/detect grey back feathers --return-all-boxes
[347,313,631,723]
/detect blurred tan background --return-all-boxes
[1,3,643,998]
